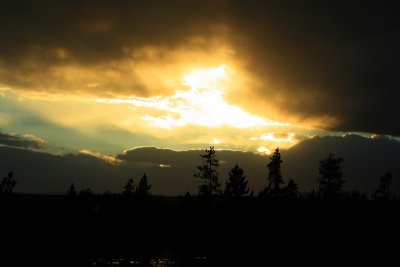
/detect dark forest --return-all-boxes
[1,147,399,266]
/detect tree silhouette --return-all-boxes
[317,153,345,199]
[282,178,299,199]
[67,183,77,197]
[123,178,135,196]
[136,174,151,197]
[374,171,393,200]
[0,171,17,194]
[194,146,221,197]
[265,148,284,196]
[224,164,250,198]
[79,188,93,196]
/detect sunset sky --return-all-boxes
[1,1,399,162]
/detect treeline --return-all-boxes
[193,146,396,201]
[1,178,399,266]
[0,146,396,201]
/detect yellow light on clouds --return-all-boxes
[95,65,288,129]
[252,132,298,154]
[257,146,271,155]
[79,149,122,165]
[258,132,296,143]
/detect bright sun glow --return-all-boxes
[182,65,227,90]
[94,65,287,129]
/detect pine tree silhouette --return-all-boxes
[317,153,345,200]
[265,148,284,196]
[282,178,299,199]
[123,178,135,196]
[194,146,221,197]
[136,174,151,197]
[224,164,250,198]
[67,183,77,197]
[374,171,393,200]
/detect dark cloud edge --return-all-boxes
[1,133,399,195]
[0,131,46,150]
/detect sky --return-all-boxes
[1,1,400,193]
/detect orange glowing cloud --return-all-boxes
[95,65,288,129]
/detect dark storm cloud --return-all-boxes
[0,0,229,97]
[1,0,399,134]
[0,132,45,149]
[0,0,226,65]
[226,0,400,135]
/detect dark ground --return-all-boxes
[1,193,399,266]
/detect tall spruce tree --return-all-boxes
[195,146,221,197]
[266,148,284,195]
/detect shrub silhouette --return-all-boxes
[0,171,17,194]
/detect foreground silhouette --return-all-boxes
[1,149,399,266]
[0,171,17,194]
[1,189,400,266]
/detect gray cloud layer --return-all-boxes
[1,135,399,195]
[1,0,399,134]
[0,132,45,149]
